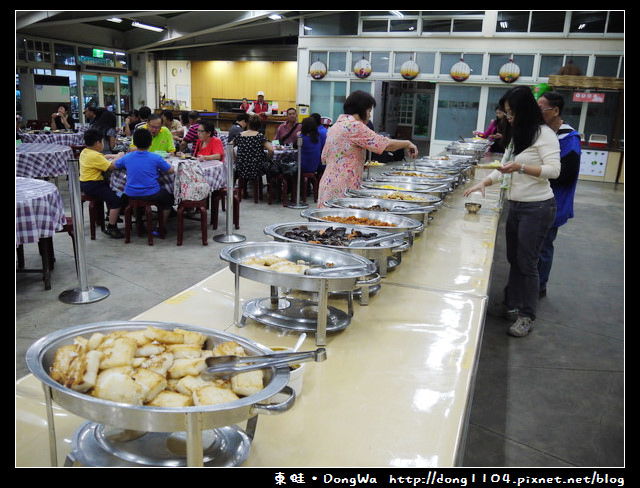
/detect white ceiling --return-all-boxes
[16,10,334,61]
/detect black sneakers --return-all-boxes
[104,225,124,239]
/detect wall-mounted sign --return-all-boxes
[573,92,606,103]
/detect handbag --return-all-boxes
[174,160,211,203]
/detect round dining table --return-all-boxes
[109,157,228,195]
[16,177,68,290]
[16,143,75,179]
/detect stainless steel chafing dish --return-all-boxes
[220,241,379,346]
[346,187,446,204]
[360,180,451,197]
[263,221,409,278]
[26,321,295,467]
[300,207,424,238]
[368,174,457,190]
[325,196,441,225]
[445,141,489,159]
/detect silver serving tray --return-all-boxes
[300,207,424,235]
[346,187,444,203]
[325,197,441,221]
[263,222,404,250]
[220,241,378,292]
[361,181,451,196]
[26,321,293,433]
[369,175,456,189]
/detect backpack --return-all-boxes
[174,160,211,203]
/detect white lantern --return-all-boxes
[353,57,372,79]
[310,59,327,80]
[450,58,471,82]
[401,59,420,80]
[499,57,520,83]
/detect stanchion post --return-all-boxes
[214,144,246,243]
[59,159,110,304]
[287,134,308,209]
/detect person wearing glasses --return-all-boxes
[536,91,581,299]
[190,119,224,162]
[464,86,561,338]
[130,114,176,155]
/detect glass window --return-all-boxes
[496,11,529,32]
[539,55,565,77]
[120,75,131,114]
[570,11,607,33]
[310,52,328,66]
[530,11,566,32]
[422,18,451,33]
[606,11,624,33]
[452,18,482,32]
[593,56,621,77]
[564,56,589,76]
[440,53,482,77]
[371,52,391,73]
[435,85,481,141]
[583,91,620,142]
[484,86,511,128]
[54,43,76,66]
[55,69,79,120]
[310,81,347,122]
[328,52,347,73]
[78,47,114,67]
[390,19,417,32]
[303,12,358,35]
[362,20,388,33]
[415,53,436,74]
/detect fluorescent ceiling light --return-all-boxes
[268,14,282,20]
[131,21,164,32]
[107,18,122,23]
[389,11,404,18]
[500,21,508,28]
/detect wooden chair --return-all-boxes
[301,172,319,203]
[211,189,240,230]
[176,198,208,246]
[267,174,289,206]
[16,217,75,290]
[124,199,166,246]
[237,177,263,203]
[81,194,105,240]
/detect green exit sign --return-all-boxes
[92,49,104,58]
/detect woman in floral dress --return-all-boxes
[317,91,419,207]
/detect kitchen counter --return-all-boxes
[16,169,503,467]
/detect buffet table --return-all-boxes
[15,168,502,467]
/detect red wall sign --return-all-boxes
[573,92,605,103]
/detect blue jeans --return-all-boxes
[538,225,559,291]
[504,198,556,320]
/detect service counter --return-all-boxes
[16,169,503,467]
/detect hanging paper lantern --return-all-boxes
[450,58,471,82]
[309,59,327,80]
[532,83,552,100]
[499,57,520,83]
[401,59,420,80]
[353,57,372,79]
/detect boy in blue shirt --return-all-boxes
[115,128,175,235]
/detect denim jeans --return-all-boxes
[538,225,559,291]
[504,198,556,320]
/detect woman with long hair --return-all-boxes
[464,86,561,337]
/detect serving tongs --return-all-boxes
[203,348,327,378]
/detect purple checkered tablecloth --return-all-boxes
[16,177,67,246]
[109,158,227,195]
[16,143,75,178]
[19,131,85,146]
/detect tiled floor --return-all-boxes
[15,175,624,467]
